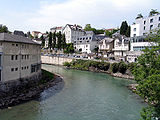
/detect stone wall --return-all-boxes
[41,56,73,65]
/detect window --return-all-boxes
[0,55,1,67]
[86,45,88,47]
[150,18,153,23]
[27,66,29,69]
[27,55,29,59]
[158,23,160,27]
[16,44,18,47]
[15,68,18,71]
[159,17,160,21]
[150,25,153,30]
[86,37,88,39]
[0,70,1,81]
[22,67,23,70]
[24,66,26,69]
[133,34,136,37]
[11,68,14,71]
[144,21,146,24]
[133,28,136,31]
[89,37,91,39]
[25,55,26,59]
[11,55,14,60]
[144,26,146,30]
[12,44,15,46]
[15,55,18,60]
[83,38,85,40]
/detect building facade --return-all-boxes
[99,37,114,57]
[50,26,63,33]
[131,14,160,37]
[62,24,85,43]
[0,33,41,82]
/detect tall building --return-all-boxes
[62,24,85,43]
[0,33,41,82]
[131,14,160,37]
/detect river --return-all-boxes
[0,64,146,120]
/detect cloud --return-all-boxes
[27,0,153,32]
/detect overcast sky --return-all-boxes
[0,0,159,33]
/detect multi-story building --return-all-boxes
[62,24,85,43]
[112,34,130,60]
[0,33,41,82]
[131,13,160,37]
[99,37,114,57]
[50,26,63,33]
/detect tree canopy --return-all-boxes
[149,9,159,16]
[120,21,130,37]
[132,30,160,120]
[136,13,143,19]
[0,25,9,33]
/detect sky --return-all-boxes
[0,0,160,33]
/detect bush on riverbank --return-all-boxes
[64,59,131,75]
[40,69,55,84]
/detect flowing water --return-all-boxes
[0,64,146,120]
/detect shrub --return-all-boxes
[111,63,119,73]
[118,61,127,74]
[103,62,110,71]
[63,62,71,67]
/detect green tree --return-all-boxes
[52,32,56,49]
[40,35,45,47]
[149,9,159,16]
[84,24,92,31]
[48,32,52,49]
[120,21,128,36]
[0,25,9,33]
[57,31,62,50]
[61,34,66,49]
[136,13,143,19]
[64,43,74,53]
[132,30,160,120]
[126,26,131,37]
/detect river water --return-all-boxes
[0,64,146,120]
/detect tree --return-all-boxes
[126,26,131,37]
[52,32,56,49]
[120,21,128,36]
[40,35,45,48]
[64,43,74,53]
[149,9,159,16]
[0,25,9,33]
[48,32,52,49]
[84,24,92,31]
[61,34,66,49]
[136,13,143,19]
[57,31,62,50]
[132,30,160,120]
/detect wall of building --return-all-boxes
[1,42,41,82]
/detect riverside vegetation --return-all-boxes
[63,59,134,77]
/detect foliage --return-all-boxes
[61,34,66,49]
[132,30,160,119]
[136,13,143,19]
[64,43,74,53]
[57,31,62,50]
[52,32,56,49]
[149,9,159,16]
[126,26,131,37]
[111,63,119,73]
[118,61,128,74]
[120,21,130,37]
[40,35,45,47]
[0,25,9,33]
[48,32,52,49]
[84,24,104,34]
[63,62,71,67]
[105,29,119,37]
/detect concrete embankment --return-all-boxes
[41,56,73,65]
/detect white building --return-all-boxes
[0,33,41,82]
[62,24,85,43]
[131,14,160,37]
[112,35,130,58]
[74,32,106,54]
[99,37,114,57]
[126,51,143,63]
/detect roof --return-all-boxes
[0,33,40,45]
[99,37,114,44]
[63,24,84,31]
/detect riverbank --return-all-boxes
[63,59,134,80]
[0,69,63,109]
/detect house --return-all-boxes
[74,32,106,54]
[50,26,63,33]
[62,24,85,43]
[0,33,41,82]
[112,34,130,61]
[126,51,143,63]
[31,31,41,38]
[131,13,160,37]
[99,37,114,57]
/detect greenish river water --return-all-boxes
[0,64,146,120]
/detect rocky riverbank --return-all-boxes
[0,70,63,109]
